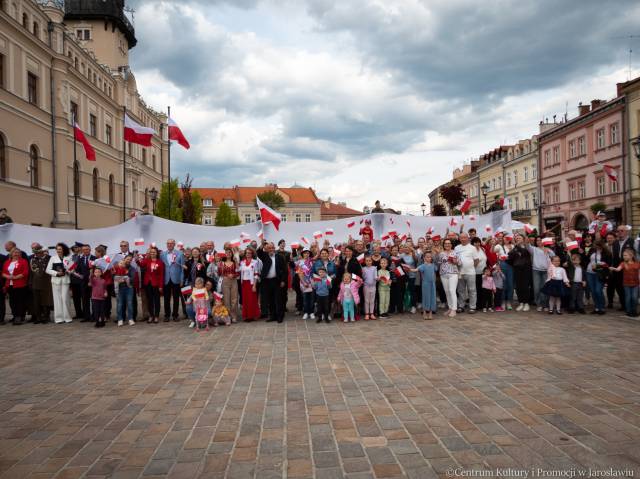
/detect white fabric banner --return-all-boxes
[0,210,512,253]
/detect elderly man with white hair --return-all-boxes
[454,233,480,313]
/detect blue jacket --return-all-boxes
[160,249,184,285]
[313,259,336,278]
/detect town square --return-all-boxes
[1,0,640,478]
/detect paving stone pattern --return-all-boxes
[0,311,639,478]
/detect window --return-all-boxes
[32,21,38,38]
[27,72,38,105]
[532,192,537,206]
[597,176,605,196]
[544,188,550,204]
[0,53,4,89]
[524,166,528,181]
[497,177,502,189]
[569,183,576,201]
[92,168,99,201]
[244,214,251,223]
[514,197,519,210]
[281,214,287,222]
[108,174,114,205]
[553,146,559,164]
[596,128,605,149]
[144,188,148,207]
[506,173,511,188]
[610,123,619,144]
[22,12,27,28]
[552,186,559,203]
[29,145,39,188]
[544,149,550,167]
[70,101,78,123]
[569,140,576,158]
[255,213,261,221]
[578,136,585,155]
[73,161,80,197]
[295,213,301,222]
[89,114,97,137]
[74,57,78,69]
[611,178,618,193]
[532,164,537,179]
[578,181,585,199]
[224,199,234,207]
[524,193,529,210]
[203,198,212,207]
[305,213,311,222]
[513,170,518,186]
[0,133,5,180]
[105,125,112,145]
[152,154,156,171]
[131,181,137,208]
[492,178,496,190]
[142,149,146,165]
[203,215,212,225]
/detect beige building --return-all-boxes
[453,160,480,215]
[503,136,539,227]
[0,0,167,228]
[477,146,509,212]
[194,185,322,225]
[619,78,640,230]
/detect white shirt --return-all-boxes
[573,265,583,283]
[240,259,258,284]
[267,254,276,279]
[454,243,479,275]
[474,247,487,274]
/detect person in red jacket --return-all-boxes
[2,247,29,325]
[137,246,165,323]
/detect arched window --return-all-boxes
[0,133,6,180]
[108,174,114,205]
[32,21,38,37]
[29,145,39,188]
[92,168,99,202]
[152,154,156,171]
[73,160,80,197]
[22,12,27,28]
[131,181,137,208]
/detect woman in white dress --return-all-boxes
[45,243,74,323]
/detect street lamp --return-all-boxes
[480,183,489,213]
[632,136,640,159]
[534,198,546,232]
[150,187,158,214]
[421,203,426,216]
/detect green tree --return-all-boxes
[190,190,203,225]
[431,204,447,216]
[180,174,197,224]
[215,202,241,226]
[254,190,285,210]
[155,178,182,222]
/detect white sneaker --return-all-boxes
[523,304,530,312]
[536,306,543,312]
[350,317,355,322]
[417,303,422,309]
[410,307,416,314]
[189,321,195,328]
[482,308,487,313]
[117,320,123,327]
[302,313,309,320]
[128,319,135,326]
[310,313,315,320]
[516,303,524,311]
[488,308,494,312]
[343,318,349,323]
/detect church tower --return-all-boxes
[63,0,137,70]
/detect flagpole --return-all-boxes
[73,113,78,229]
[167,105,171,220]
[122,106,127,222]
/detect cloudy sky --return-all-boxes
[128,0,640,214]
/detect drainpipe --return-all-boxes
[48,21,58,227]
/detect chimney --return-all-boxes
[617,82,626,97]
[578,102,590,116]
[590,99,602,110]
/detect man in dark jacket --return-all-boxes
[71,243,95,322]
[257,241,288,323]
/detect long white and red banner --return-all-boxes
[0,211,512,253]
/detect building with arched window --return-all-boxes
[0,0,167,227]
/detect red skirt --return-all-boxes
[241,280,261,321]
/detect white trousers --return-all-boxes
[52,283,72,323]
[441,274,459,311]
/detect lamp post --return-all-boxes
[534,198,546,233]
[421,203,426,216]
[480,183,489,213]
[150,187,158,214]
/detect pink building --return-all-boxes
[539,98,625,234]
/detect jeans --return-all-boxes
[624,285,638,316]
[342,298,355,321]
[457,274,477,310]
[406,277,416,308]
[500,260,514,301]
[441,274,458,311]
[532,269,548,308]
[569,283,585,311]
[117,286,134,321]
[302,291,314,314]
[586,272,605,311]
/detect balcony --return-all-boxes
[511,209,533,219]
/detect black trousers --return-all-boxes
[7,286,28,319]
[390,280,406,313]
[105,284,114,317]
[71,283,83,317]
[0,288,5,322]
[262,278,283,321]
[146,284,161,317]
[92,298,106,323]
[514,266,531,304]
[81,283,92,321]
[607,271,624,307]
[163,280,181,318]
[475,274,485,309]
[316,295,330,320]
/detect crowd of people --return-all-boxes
[1,213,639,328]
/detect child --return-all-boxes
[90,267,108,328]
[112,257,135,327]
[337,272,362,323]
[609,248,640,317]
[566,253,586,314]
[298,266,314,320]
[212,292,231,326]
[492,263,505,312]
[415,252,437,320]
[362,256,378,320]
[313,267,332,323]
[191,277,209,332]
[481,267,496,313]
[377,258,391,318]
[542,256,570,314]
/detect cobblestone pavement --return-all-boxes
[0,310,639,479]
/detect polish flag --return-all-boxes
[168,117,190,149]
[394,267,405,278]
[193,291,206,299]
[325,228,334,236]
[485,225,492,233]
[181,285,193,296]
[256,196,282,231]
[291,242,300,249]
[104,256,112,264]
[213,292,223,301]
[388,230,397,237]
[431,234,441,242]
[381,234,390,241]
[313,231,323,240]
[356,253,365,264]
[216,251,227,259]
[603,164,618,182]
[565,240,579,251]
[400,234,407,241]
[575,232,583,240]
[124,113,155,147]
[229,239,241,248]
[426,226,434,235]
[313,274,322,282]
[459,198,471,214]
[504,234,514,242]
[241,232,251,244]
[347,221,356,228]
[134,238,145,247]
[74,123,96,161]
[301,236,309,245]
[449,217,458,227]
[524,223,535,234]
[541,237,554,246]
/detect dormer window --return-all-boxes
[224,199,234,207]
[76,29,91,41]
[203,199,212,207]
